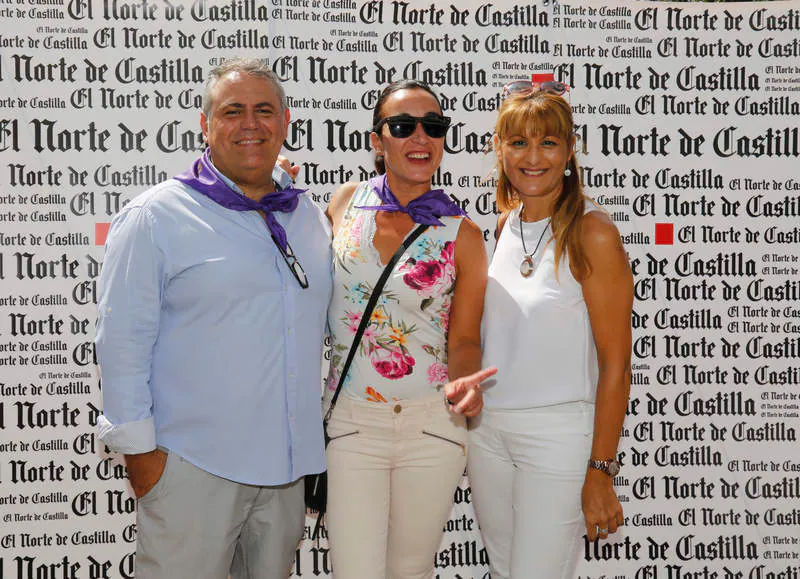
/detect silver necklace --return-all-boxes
[519,207,550,278]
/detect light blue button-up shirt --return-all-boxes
[96,171,332,485]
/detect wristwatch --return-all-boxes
[588,458,620,477]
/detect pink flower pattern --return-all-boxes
[426,362,449,385]
[327,183,461,403]
[371,348,416,380]
[401,241,456,299]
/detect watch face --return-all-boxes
[608,461,620,476]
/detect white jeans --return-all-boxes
[467,402,594,579]
[326,392,468,579]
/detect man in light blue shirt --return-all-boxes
[96,57,332,579]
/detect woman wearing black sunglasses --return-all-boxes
[322,79,494,578]
[468,83,633,578]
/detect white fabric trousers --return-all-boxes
[467,402,595,579]
[326,392,468,579]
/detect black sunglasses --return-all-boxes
[502,80,570,100]
[373,114,451,139]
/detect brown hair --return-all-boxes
[494,91,591,280]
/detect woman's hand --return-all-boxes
[276,155,300,182]
[582,469,624,541]
[579,210,633,542]
[444,366,497,417]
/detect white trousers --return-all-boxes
[326,392,468,579]
[467,402,594,579]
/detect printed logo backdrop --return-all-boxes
[1,0,799,577]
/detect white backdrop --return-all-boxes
[1,0,799,577]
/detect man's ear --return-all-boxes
[200,112,209,143]
[283,107,290,132]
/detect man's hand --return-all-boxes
[125,449,168,499]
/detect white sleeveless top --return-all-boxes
[325,181,464,404]
[481,204,599,409]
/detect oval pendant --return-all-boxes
[520,256,534,278]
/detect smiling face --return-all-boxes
[498,130,573,206]
[370,88,445,200]
[494,92,576,215]
[200,71,289,198]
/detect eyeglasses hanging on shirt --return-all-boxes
[175,151,309,290]
[272,235,308,289]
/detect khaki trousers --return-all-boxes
[135,451,304,579]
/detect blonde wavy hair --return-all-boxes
[494,91,591,280]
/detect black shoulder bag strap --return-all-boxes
[323,223,429,426]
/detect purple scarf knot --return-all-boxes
[174,150,306,251]
[357,174,466,226]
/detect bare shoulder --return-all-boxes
[583,210,622,248]
[582,210,628,272]
[455,217,488,270]
[326,181,360,232]
[456,216,486,247]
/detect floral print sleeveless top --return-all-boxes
[325,181,463,404]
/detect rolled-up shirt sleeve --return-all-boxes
[95,205,164,454]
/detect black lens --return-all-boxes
[379,115,450,139]
[386,118,417,139]
[420,118,449,138]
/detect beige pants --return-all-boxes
[135,451,304,579]
[325,392,468,579]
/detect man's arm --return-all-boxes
[95,205,166,496]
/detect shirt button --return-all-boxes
[393,404,402,414]
[289,373,296,380]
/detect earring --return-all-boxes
[564,168,572,177]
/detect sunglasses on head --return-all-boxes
[373,113,451,139]
[502,80,570,100]
[480,80,573,155]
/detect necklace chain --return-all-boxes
[520,207,550,257]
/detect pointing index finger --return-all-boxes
[469,366,497,385]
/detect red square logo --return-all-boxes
[531,73,555,83]
[95,222,110,246]
[655,223,674,245]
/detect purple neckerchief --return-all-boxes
[174,150,306,251]
[356,174,467,226]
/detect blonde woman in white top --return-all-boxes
[469,83,634,578]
